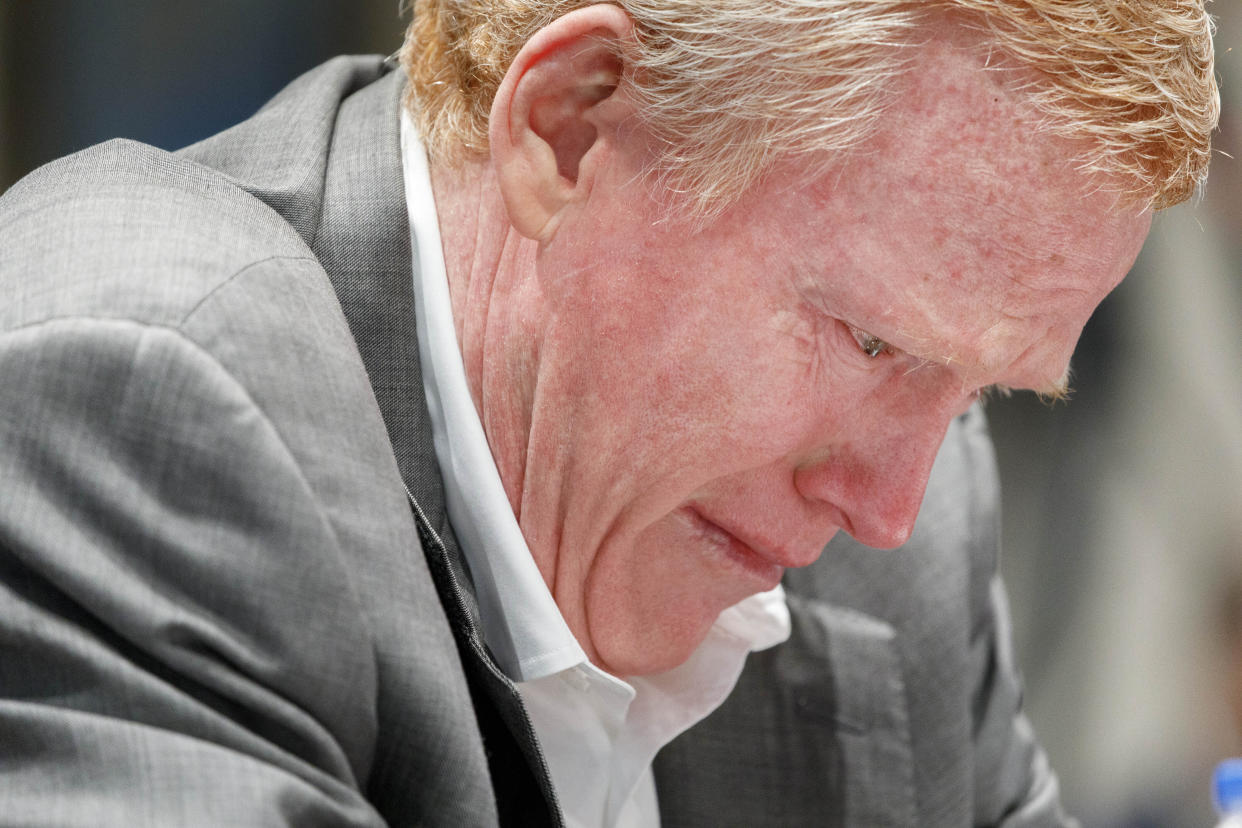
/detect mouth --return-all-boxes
[682,507,785,589]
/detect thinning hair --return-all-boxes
[401,0,1218,214]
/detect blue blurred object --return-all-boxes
[1215,760,1242,819]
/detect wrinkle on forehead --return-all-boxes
[755,24,1151,401]
[808,46,1145,380]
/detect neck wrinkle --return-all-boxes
[431,154,544,557]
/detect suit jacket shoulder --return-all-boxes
[0,136,311,327]
[0,57,498,827]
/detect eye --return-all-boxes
[844,323,891,359]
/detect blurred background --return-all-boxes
[1,2,1238,824]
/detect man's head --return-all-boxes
[404,0,1217,215]
[402,2,1217,676]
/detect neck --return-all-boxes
[429,157,543,522]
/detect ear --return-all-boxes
[489,4,634,243]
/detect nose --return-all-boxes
[793,414,952,550]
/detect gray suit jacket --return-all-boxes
[0,56,1071,826]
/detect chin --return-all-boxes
[582,514,769,677]
[590,604,720,678]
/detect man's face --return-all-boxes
[517,39,1152,676]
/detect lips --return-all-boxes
[686,504,831,570]
[682,506,789,588]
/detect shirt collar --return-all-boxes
[400,109,584,681]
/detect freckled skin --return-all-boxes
[435,29,1152,676]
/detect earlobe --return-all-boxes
[489,4,634,242]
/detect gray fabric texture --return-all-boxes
[0,57,497,828]
[0,55,1072,826]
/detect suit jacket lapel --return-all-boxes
[311,62,563,828]
[654,591,915,827]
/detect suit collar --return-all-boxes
[184,54,471,601]
[315,63,564,827]
[181,55,478,609]
[179,57,448,527]
[183,56,563,826]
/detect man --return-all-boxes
[0,1,1216,826]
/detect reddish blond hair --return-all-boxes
[402,0,1218,212]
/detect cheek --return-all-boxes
[574,283,801,405]
[547,241,875,478]
[644,307,903,464]
[654,322,821,449]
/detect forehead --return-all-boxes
[761,34,1151,391]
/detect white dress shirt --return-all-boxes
[399,110,791,828]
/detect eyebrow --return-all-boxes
[818,277,1075,399]
[1033,375,1072,402]
[992,369,1072,402]
[899,347,1072,401]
